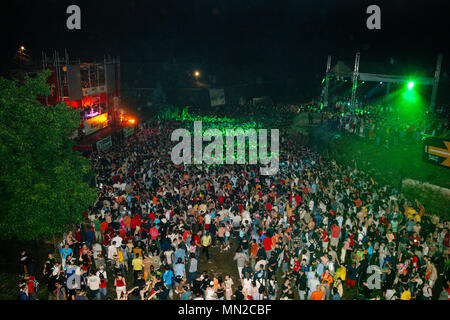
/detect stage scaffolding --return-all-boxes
[322,52,443,110]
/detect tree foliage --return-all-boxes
[0,71,97,240]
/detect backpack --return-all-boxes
[98,271,106,283]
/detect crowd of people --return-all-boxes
[17,107,450,300]
[322,100,449,147]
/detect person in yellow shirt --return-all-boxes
[334,266,346,281]
[116,250,127,271]
[133,246,143,258]
[400,287,412,300]
[132,254,143,283]
[201,232,212,262]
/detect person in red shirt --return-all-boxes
[103,230,113,247]
[410,233,422,247]
[25,275,37,300]
[150,226,159,241]
[294,194,302,206]
[119,228,127,240]
[348,233,355,249]
[193,231,202,257]
[263,234,273,259]
[100,220,108,239]
[183,229,191,243]
[443,231,449,247]
[75,227,82,243]
[330,223,340,249]
[292,257,301,273]
[321,228,329,253]
[130,216,139,234]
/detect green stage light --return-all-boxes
[407,81,415,90]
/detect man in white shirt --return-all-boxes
[96,265,108,298]
[107,242,118,261]
[307,273,320,300]
[92,242,102,267]
[92,242,102,258]
[204,212,212,229]
[87,271,101,300]
[232,214,242,230]
[112,235,123,248]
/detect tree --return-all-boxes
[0,71,97,240]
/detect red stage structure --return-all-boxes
[40,51,135,153]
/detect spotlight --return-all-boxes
[407,81,415,90]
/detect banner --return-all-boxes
[96,135,112,152]
[123,126,134,138]
[423,136,450,168]
[84,113,108,136]
[82,85,106,97]
[209,88,225,106]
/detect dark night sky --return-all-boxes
[1,0,450,92]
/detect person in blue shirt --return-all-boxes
[315,212,322,228]
[367,241,374,256]
[174,245,186,263]
[301,259,309,272]
[86,228,95,248]
[19,285,29,300]
[126,195,133,208]
[173,258,186,290]
[60,244,73,270]
[180,285,192,300]
[163,266,174,298]
[316,261,325,277]
[65,263,76,279]
[231,176,237,187]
